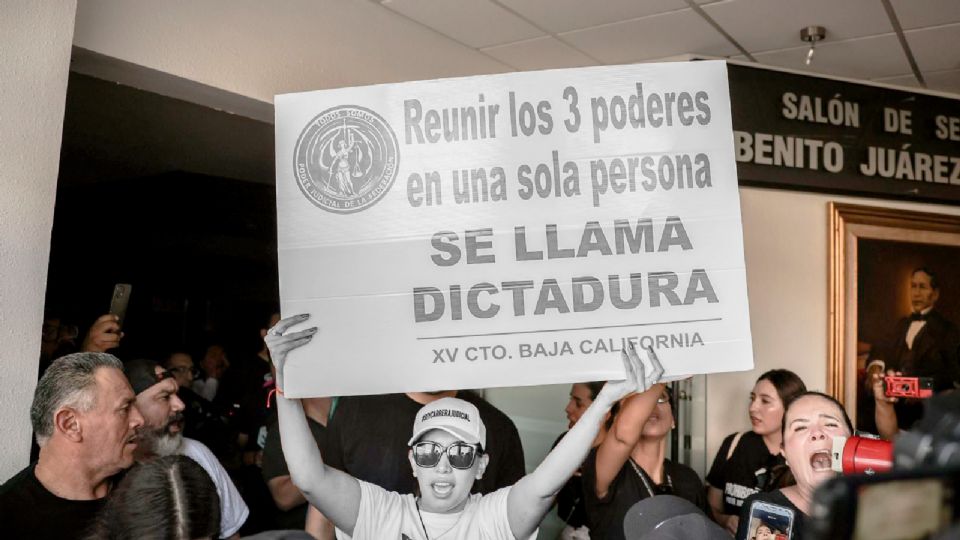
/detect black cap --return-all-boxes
[124,358,172,395]
[623,495,729,540]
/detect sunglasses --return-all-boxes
[411,441,480,469]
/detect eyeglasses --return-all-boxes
[411,441,479,469]
[169,366,199,378]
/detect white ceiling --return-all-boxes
[70,0,960,108]
[374,0,960,95]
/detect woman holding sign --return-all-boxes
[581,373,705,540]
[265,314,663,540]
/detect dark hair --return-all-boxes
[780,391,854,440]
[87,455,220,539]
[756,369,807,407]
[162,350,193,367]
[912,267,939,290]
[583,381,606,400]
[574,382,621,431]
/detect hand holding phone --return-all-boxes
[109,283,132,331]
[81,313,123,353]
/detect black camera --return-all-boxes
[806,392,960,540]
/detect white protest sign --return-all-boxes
[275,61,753,398]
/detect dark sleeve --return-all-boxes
[261,421,287,481]
[671,462,707,513]
[706,432,736,489]
[493,416,526,489]
[685,468,707,512]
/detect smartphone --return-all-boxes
[109,283,132,330]
[746,500,795,540]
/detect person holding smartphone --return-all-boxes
[736,391,854,540]
[265,314,661,540]
[706,370,806,534]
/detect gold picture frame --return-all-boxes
[828,203,960,427]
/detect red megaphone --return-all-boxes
[831,435,893,475]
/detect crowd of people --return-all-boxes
[1,267,958,540]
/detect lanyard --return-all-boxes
[628,458,672,498]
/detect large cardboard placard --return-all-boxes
[275,61,753,397]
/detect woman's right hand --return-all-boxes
[597,342,664,405]
[264,313,317,393]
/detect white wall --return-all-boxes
[705,187,960,462]
[0,0,77,479]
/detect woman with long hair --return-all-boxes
[706,369,806,533]
[735,392,855,540]
[554,381,619,539]
[582,377,704,540]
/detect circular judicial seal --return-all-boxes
[293,105,400,214]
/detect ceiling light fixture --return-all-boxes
[801,26,826,65]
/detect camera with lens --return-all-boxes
[883,376,934,399]
[806,391,960,540]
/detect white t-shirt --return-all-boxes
[180,437,250,538]
[340,480,536,540]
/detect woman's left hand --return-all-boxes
[597,342,664,404]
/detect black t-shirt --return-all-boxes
[581,448,705,540]
[736,490,804,540]
[261,415,328,529]
[0,464,106,539]
[707,431,788,515]
[229,354,275,450]
[323,392,525,494]
[553,431,589,529]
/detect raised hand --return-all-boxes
[81,314,122,352]
[597,342,665,404]
[263,313,317,392]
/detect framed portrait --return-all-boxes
[828,203,960,429]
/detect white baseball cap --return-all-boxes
[407,397,487,449]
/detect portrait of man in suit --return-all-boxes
[865,267,960,430]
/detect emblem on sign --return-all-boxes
[293,105,399,213]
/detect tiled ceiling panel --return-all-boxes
[876,69,960,95]
[381,0,544,48]
[751,34,910,81]
[889,0,960,30]
[905,23,960,73]
[481,36,595,70]
[871,73,922,89]
[497,0,689,34]
[703,0,891,53]
[923,69,960,94]
[561,9,738,64]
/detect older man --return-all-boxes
[124,358,249,539]
[868,267,960,430]
[0,352,144,538]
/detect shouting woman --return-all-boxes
[266,314,664,540]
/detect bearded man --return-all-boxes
[124,358,249,539]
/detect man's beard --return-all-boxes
[144,412,185,457]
